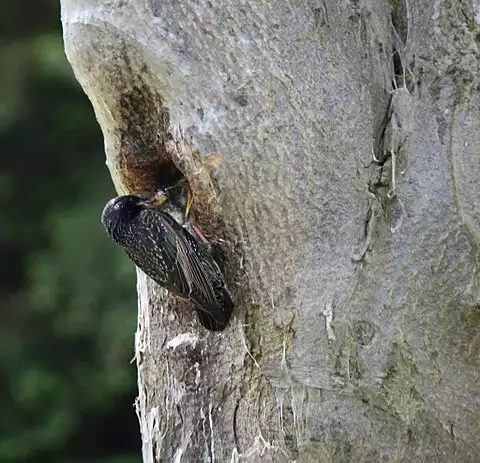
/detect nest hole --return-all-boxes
[114,78,226,249]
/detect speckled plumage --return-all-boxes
[101,195,233,331]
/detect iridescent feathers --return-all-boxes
[101,195,233,331]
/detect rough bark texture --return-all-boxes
[61,0,479,461]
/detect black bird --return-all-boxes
[101,195,233,331]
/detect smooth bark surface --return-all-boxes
[62,0,479,461]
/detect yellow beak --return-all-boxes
[185,186,194,219]
[146,192,168,209]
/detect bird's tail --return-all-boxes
[194,287,234,331]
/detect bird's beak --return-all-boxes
[185,185,194,219]
[144,192,168,209]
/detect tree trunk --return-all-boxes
[61,0,479,461]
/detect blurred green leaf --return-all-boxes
[0,2,141,461]
[33,34,73,79]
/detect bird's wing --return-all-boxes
[127,211,190,296]
[137,209,231,329]
[158,212,218,310]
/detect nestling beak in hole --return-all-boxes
[184,184,194,219]
[144,189,168,209]
[149,179,194,220]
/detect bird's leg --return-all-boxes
[189,222,212,253]
[190,222,209,244]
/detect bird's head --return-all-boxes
[101,195,153,244]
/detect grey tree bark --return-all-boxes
[61,0,479,461]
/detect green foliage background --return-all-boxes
[0,1,140,461]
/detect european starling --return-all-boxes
[101,195,233,331]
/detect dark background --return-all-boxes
[1,1,140,461]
